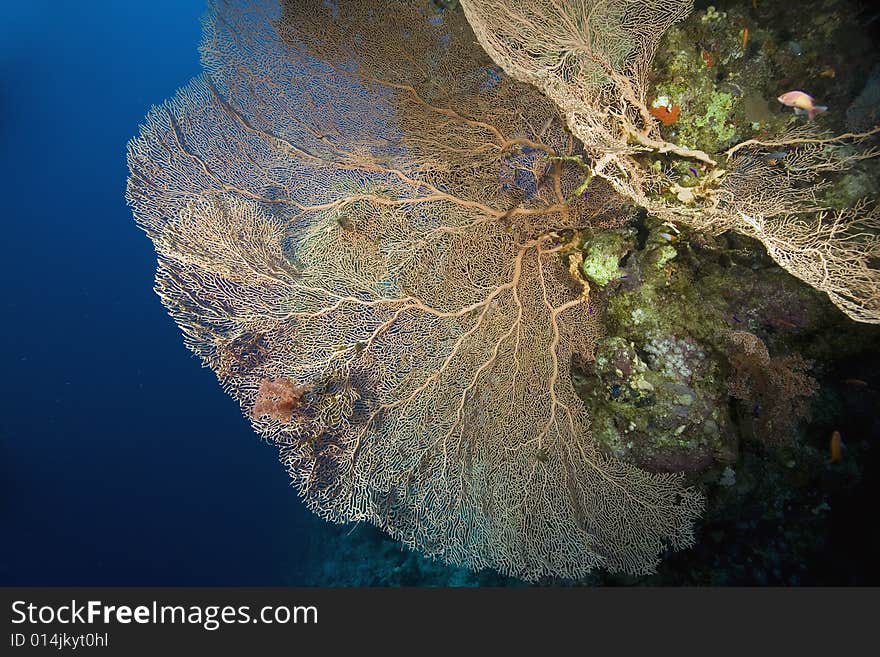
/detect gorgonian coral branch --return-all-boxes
[127,0,703,580]
[461,0,880,323]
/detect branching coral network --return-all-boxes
[127,0,707,580]
[127,0,878,581]
[460,0,880,323]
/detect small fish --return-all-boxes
[842,378,868,387]
[819,65,836,78]
[828,430,844,464]
[777,90,828,120]
[688,166,699,177]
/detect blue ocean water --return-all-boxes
[0,1,314,585]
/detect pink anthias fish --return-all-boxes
[777,90,828,120]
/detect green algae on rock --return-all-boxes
[573,219,736,474]
[578,228,636,287]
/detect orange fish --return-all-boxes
[842,378,868,387]
[828,430,843,464]
[777,90,828,120]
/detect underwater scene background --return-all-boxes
[2,0,879,586]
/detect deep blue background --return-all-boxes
[0,0,314,584]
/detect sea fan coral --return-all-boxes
[127,0,704,580]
